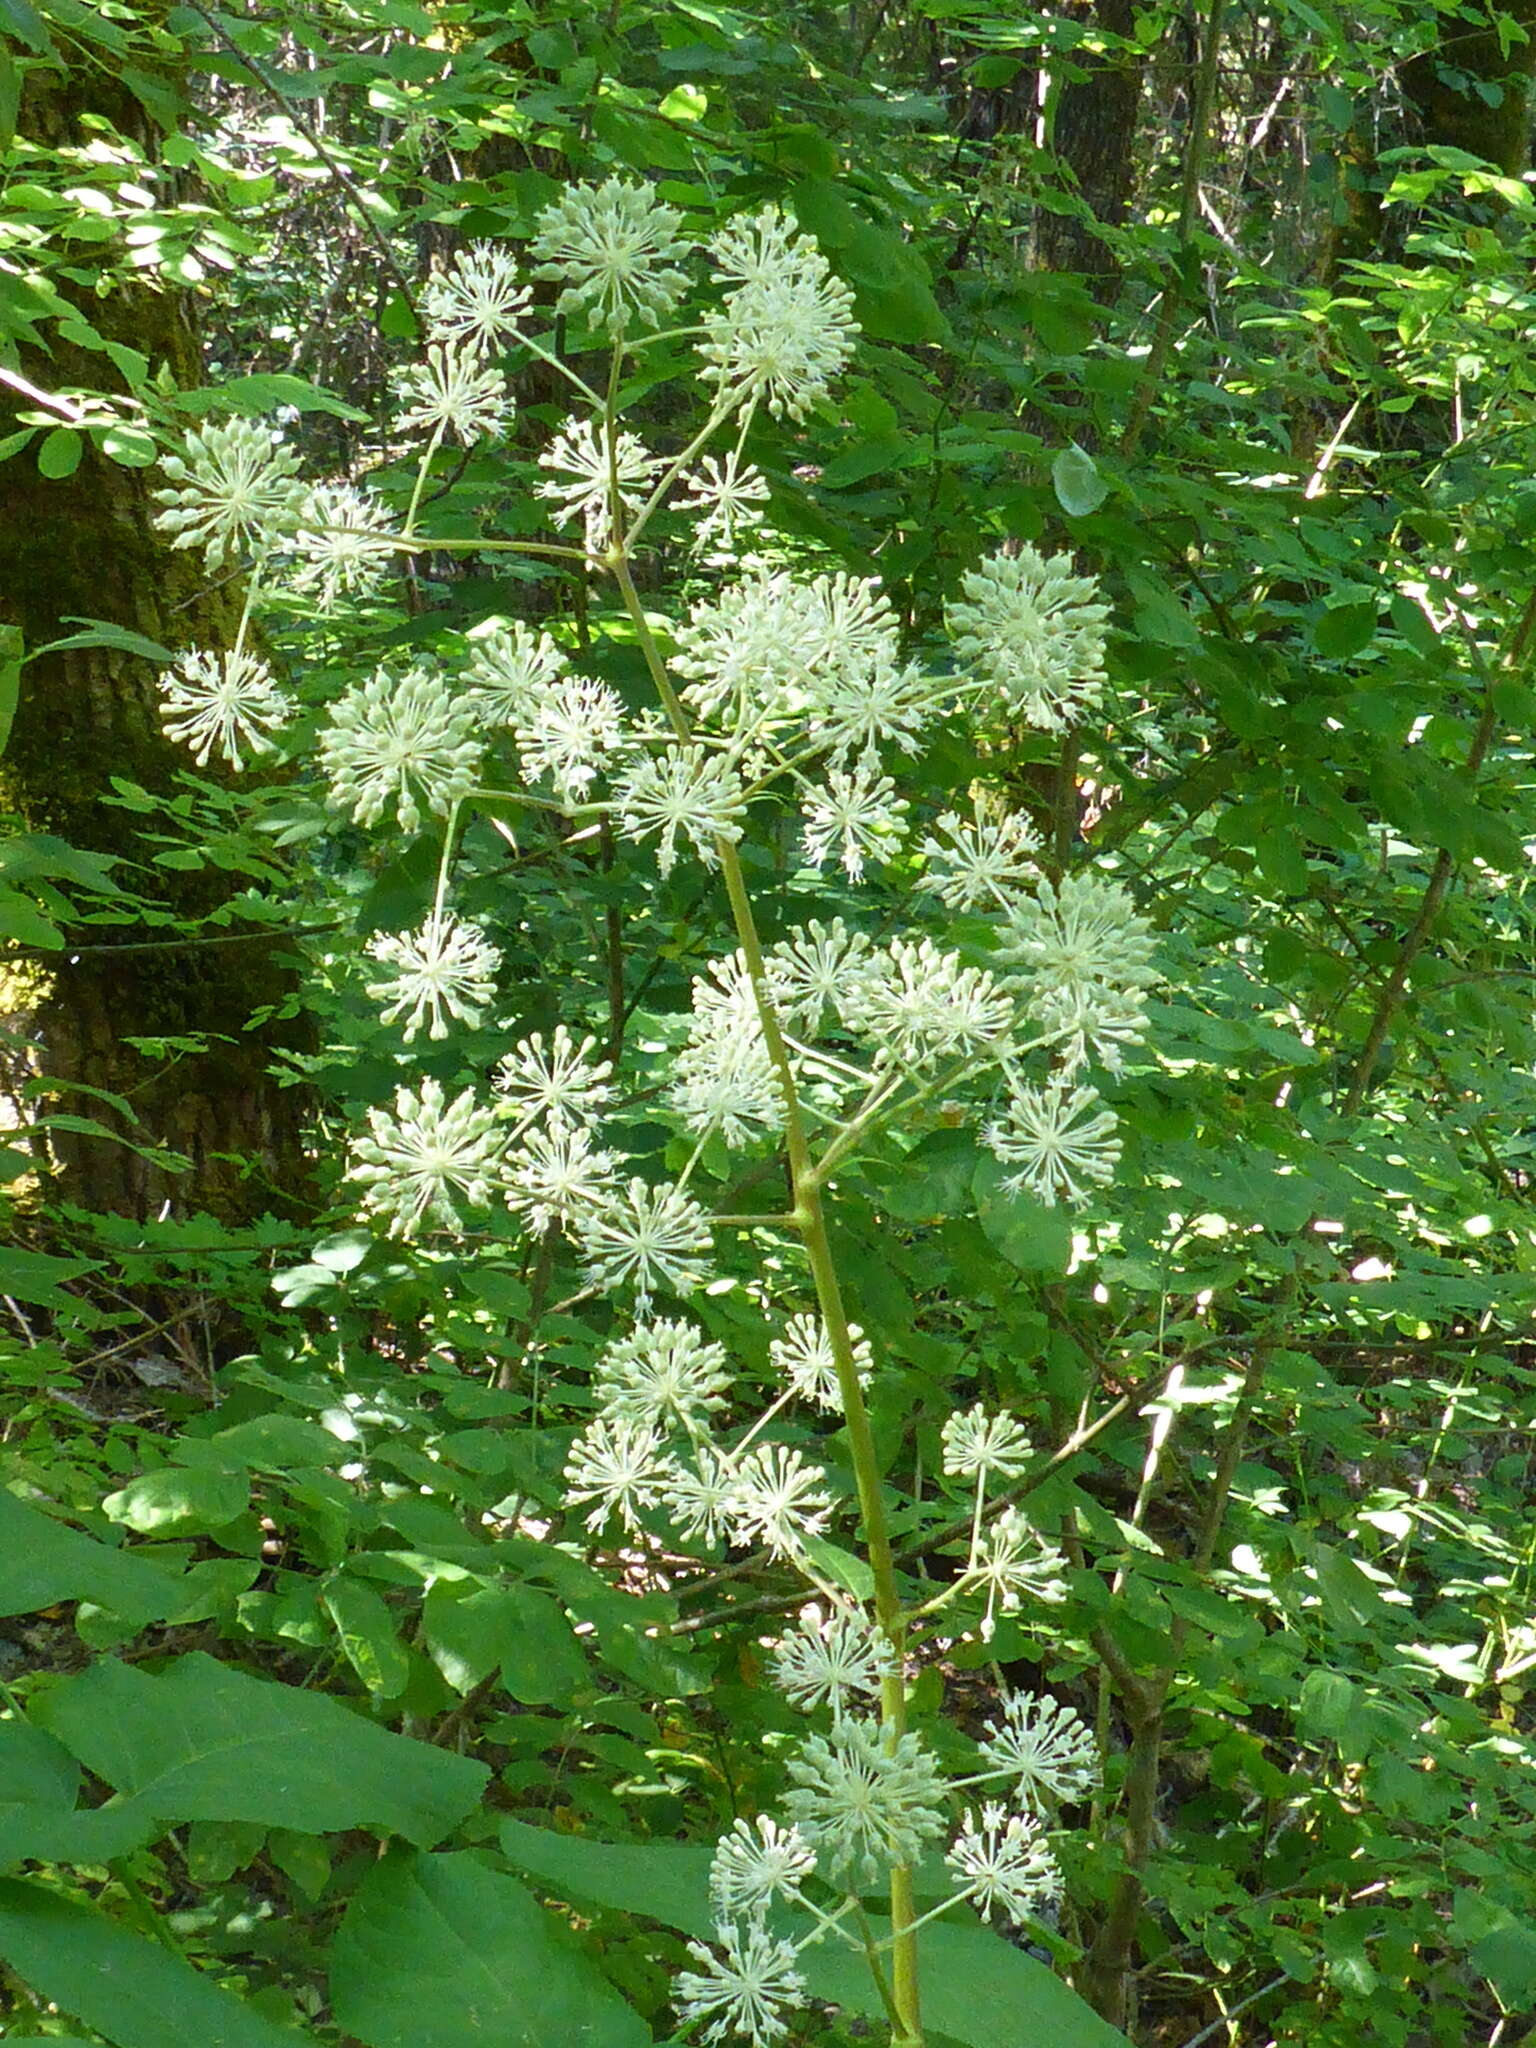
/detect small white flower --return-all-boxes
[843,937,1015,1066]
[577,1176,715,1300]
[766,918,876,1033]
[158,648,292,770]
[594,1317,731,1433]
[1001,873,1157,1000]
[700,205,858,421]
[920,799,1042,911]
[319,665,482,835]
[771,1606,894,1719]
[420,241,532,352]
[784,1718,948,1885]
[968,1507,1070,1633]
[515,674,630,802]
[495,1025,613,1131]
[800,767,907,881]
[769,1313,873,1414]
[948,545,1110,732]
[708,1816,817,1920]
[615,745,747,875]
[504,1122,623,1234]
[725,1444,832,1559]
[978,1693,1099,1812]
[365,910,501,1041]
[671,976,782,1149]
[563,1416,672,1533]
[153,416,304,567]
[465,619,566,724]
[947,1803,1062,1925]
[675,1921,805,2048]
[346,1077,506,1238]
[659,1443,739,1547]
[809,655,935,767]
[942,1402,1032,1482]
[1033,981,1149,1076]
[672,567,825,726]
[983,1079,1120,1208]
[537,414,660,554]
[531,176,691,331]
[290,482,400,612]
[394,342,513,443]
[680,451,771,554]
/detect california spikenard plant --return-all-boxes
[149,179,1159,2048]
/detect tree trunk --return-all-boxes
[1035,0,1146,290]
[0,47,313,1223]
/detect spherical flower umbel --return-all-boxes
[977,1692,1100,1813]
[346,1077,507,1238]
[464,619,566,725]
[420,241,532,353]
[531,175,692,332]
[770,1313,873,1413]
[942,1402,1032,1482]
[800,767,908,881]
[948,545,1110,732]
[291,483,400,612]
[700,204,858,421]
[615,745,748,875]
[920,799,1042,911]
[152,415,304,567]
[318,665,482,835]
[393,342,513,444]
[495,1024,613,1131]
[157,648,292,770]
[947,1803,1062,1926]
[562,1416,672,1533]
[577,1176,714,1300]
[593,1317,732,1434]
[1001,872,1157,1002]
[365,910,501,1042]
[771,1605,895,1719]
[680,451,771,555]
[725,1444,833,1560]
[982,1079,1121,1208]
[536,414,660,554]
[784,1718,948,1885]
[968,1507,1070,1633]
[503,1122,623,1235]
[675,1921,806,2048]
[708,1816,817,1920]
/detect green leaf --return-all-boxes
[1052,442,1109,517]
[213,372,368,422]
[36,428,82,479]
[0,887,59,948]
[1313,602,1378,659]
[99,422,158,467]
[34,1653,488,1846]
[973,1156,1074,1274]
[324,1578,411,1699]
[1472,1922,1536,2004]
[0,1877,314,2048]
[498,1823,1132,2047]
[0,0,57,56]
[31,619,175,665]
[0,1717,159,1867]
[0,624,22,757]
[103,1466,251,1535]
[0,1488,174,1624]
[329,1849,650,2048]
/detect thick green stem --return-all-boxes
[611,549,923,2048]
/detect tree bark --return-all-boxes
[0,47,313,1223]
[1035,0,1146,290]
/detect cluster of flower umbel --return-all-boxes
[145,176,1157,2044]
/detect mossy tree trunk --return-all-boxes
[0,51,312,1224]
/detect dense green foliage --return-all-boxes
[4,4,1536,2047]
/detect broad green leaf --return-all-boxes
[34,1653,488,1846]
[973,1157,1074,1274]
[103,1465,251,1535]
[32,618,174,665]
[0,1488,174,1624]
[329,1849,650,2048]
[0,0,56,56]
[1313,602,1377,659]
[0,887,59,948]
[0,1878,313,2048]
[1052,442,1109,517]
[324,1578,410,1698]
[498,1822,1132,2047]
[36,427,81,478]
[0,1720,160,1868]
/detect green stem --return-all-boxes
[611,546,923,2047]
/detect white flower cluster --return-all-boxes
[673,1622,1096,2046]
